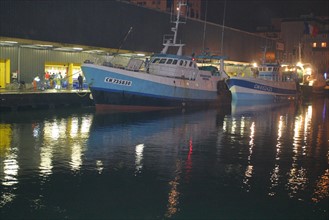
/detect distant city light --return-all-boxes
[305,67,312,75]
[3,41,18,44]
[35,44,53,48]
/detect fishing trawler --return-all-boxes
[81,2,228,111]
[297,63,326,97]
[225,44,299,103]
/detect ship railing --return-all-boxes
[85,55,149,73]
[149,64,198,80]
[87,55,130,68]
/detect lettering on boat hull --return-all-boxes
[104,77,132,86]
[254,84,273,92]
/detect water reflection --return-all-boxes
[312,169,329,203]
[0,124,11,157]
[3,153,19,186]
[269,115,284,196]
[0,110,94,209]
[226,99,328,206]
[0,123,17,208]
[70,143,82,171]
[135,143,145,175]
[165,160,182,218]
[96,160,104,174]
[88,109,222,218]
[39,141,53,177]
[243,121,255,192]
[0,124,17,186]
[0,99,327,219]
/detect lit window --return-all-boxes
[312,42,317,47]
[321,42,327,47]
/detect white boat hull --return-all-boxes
[82,64,229,111]
[226,77,298,101]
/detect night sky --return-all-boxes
[203,0,329,31]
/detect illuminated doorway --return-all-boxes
[0,59,10,89]
[44,62,82,89]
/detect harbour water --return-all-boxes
[0,98,328,220]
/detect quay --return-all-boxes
[0,84,327,112]
[0,88,94,111]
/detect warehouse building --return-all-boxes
[0,0,278,88]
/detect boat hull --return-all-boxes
[82,64,228,111]
[90,88,221,111]
[226,77,298,101]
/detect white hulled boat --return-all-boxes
[297,63,326,97]
[225,62,299,102]
[81,2,229,112]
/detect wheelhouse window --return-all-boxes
[172,60,178,65]
[189,61,193,67]
[179,60,184,66]
[152,58,160,63]
[166,59,173,64]
[159,59,166,64]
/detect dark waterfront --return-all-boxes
[0,98,328,220]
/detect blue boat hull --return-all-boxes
[89,88,223,111]
[226,77,298,102]
[82,64,230,111]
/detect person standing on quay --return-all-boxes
[55,75,61,90]
[78,74,83,90]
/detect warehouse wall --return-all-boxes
[0,0,275,61]
[0,46,97,82]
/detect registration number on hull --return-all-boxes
[254,84,272,92]
[104,77,132,86]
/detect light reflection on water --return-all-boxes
[0,98,328,219]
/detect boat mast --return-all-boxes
[219,0,227,79]
[298,42,302,63]
[220,0,227,56]
[161,1,186,55]
[116,26,133,54]
[202,0,208,52]
[262,45,267,64]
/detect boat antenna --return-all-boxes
[202,0,208,52]
[116,26,133,54]
[219,0,228,79]
[220,0,227,56]
[262,44,267,64]
[161,1,186,55]
[172,2,185,44]
[298,42,302,63]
